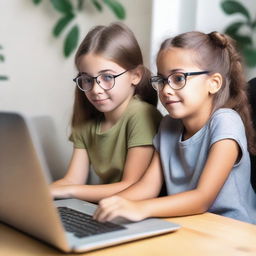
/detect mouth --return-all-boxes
[165,100,181,105]
[92,98,109,103]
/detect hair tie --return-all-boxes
[208,31,228,48]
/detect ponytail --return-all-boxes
[208,32,256,155]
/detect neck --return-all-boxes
[182,104,213,140]
[101,94,134,132]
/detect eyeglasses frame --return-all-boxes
[73,69,129,92]
[151,71,210,91]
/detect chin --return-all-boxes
[168,114,180,119]
[94,106,112,113]
[95,103,117,114]
[167,110,184,119]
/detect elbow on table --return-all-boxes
[191,191,215,215]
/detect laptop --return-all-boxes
[0,112,180,253]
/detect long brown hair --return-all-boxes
[71,22,157,127]
[158,31,256,155]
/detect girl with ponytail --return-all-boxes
[94,31,256,224]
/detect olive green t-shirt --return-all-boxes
[70,98,162,184]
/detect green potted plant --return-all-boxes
[221,0,256,67]
[33,0,126,58]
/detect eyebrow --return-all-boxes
[78,69,117,76]
[157,69,184,76]
[99,69,116,74]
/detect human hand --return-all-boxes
[93,196,148,222]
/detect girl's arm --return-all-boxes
[114,150,164,200]
[94,139,239,222]
[50,148,90,196]
[51,145,156,202]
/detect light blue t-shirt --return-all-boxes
[154,108,256,224]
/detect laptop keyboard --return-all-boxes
[57,207,126,238]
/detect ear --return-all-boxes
[130,65,143,86]
[207,73,222,94]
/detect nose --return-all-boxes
[90,79,104,94]
[161,82,175,96]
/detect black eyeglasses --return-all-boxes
[150,71,210,91]
[73,70,129,92]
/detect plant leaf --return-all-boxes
[225,21,245,35]
[32,0,42,5]
[221,0,249,18]
[221,0,251,21]
[77,0,84,10]
[0,75,8,81]
[242,47,256,67]
[50,0,73,14]
[103,0,126,19]
[53,14,75,37]
[0,54,5,62]
[224,21,253,48]
[91,0,102,12]
[64,25,79,57]
[252,20,256,29]
[227,32,252,48]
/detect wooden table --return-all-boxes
[0,213,256,256]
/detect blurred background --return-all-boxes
[1,0,256,180]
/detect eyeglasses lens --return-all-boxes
[169,73,186,90]
[75,75,92,91]
[97,74,114,90]
[151,77,164,91]
[76,74,115,92]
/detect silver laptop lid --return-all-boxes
[0,112,70,251]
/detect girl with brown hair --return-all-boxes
[50,22,162,202]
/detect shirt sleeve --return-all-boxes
[209,109,248,163]
[126,104,162,148]
[153,115,179,152]
[69,126,87,149]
